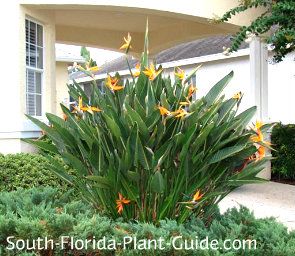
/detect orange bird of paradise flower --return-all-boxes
[250,121,271,161]
[187,84,197,99]
[143,63,162,81]
[175,67,185,80]
[116,193,131,215]
[84,106,102,114]
[192,189,203,202]
[251,121,270,145]
[232,92,242,100]
[172,108,188,118]
[72,97,101,113]
[106,75,124,91]
[257,146,265,160]
[181,189,204,209]
[120,33,132,52]
[179,101,190,106]
[133,63,141,77]
[158,105,171,116]
[87,65,100,72]
[62,113,68,121]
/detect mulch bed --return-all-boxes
[271,178,295,186]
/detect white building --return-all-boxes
[73,35,295,124]
[0,0,287,154]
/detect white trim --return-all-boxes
[161,48,250,69]
[0,119,45,139]
[0,131,42,139]
[73,48,250,84]
[56,56,86,63]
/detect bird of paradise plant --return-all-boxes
[24,22,273,223]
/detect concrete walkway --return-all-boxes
[219,182,295,231]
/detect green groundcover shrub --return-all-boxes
[271,123,295,180]
[0,153,72,192]
[0,187,294,256]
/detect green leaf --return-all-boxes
[135,128,151,170]
[125,104,149,139]
[43,155,74,185]
[184,65,202,84]
[209,145,246,164]
[22,138,59,154]
[86,176,112,189]
[151,171,165,193]
[127,171,139,182]
[179,125,197,161]
[103,113,122,139]
[62,153,88,176]
[204,71,234,106]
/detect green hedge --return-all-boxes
[0,153,72,192]
[0,187,294,255]
[271,123,295,180]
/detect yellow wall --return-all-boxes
[0,4,57,154]
[20,6,56,118]
[55,62,70,117]
[19,1,264,55]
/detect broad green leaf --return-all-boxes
[125,104,149,139]
[184,65,202,84]
[151,171,165,193]
[22,138,59,155]
[103,113,122,139]
[86,176,112,189]
[204,71,234,106]
[209,145,246,164]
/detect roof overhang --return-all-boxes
[22,1,264,56]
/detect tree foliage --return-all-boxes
[217,0,295,62]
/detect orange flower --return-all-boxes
[116,193,131,215]
[172,108,188,118]
[233,92,242,100]
[120,33,132,52]
[62,113,68,121]
[187,84,197,99]
[87,66,100,72]
[72,97,101,113]
[72,97,84,113]
[158,105,171,116]
[143,63,162,81]
[251,121,271,145]
[133,63,141,77]
[192,189,203,202]
[250,121,271,161]
[251,129,264,143]
[84,106,102,114]
[179,101,190,106]
[255,121,263,130]
[181,189,204,208]
[175,67,185,80]
[106,75,124,91]
[257,146,265,160]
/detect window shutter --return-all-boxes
[25,18,43,116]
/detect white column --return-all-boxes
[250,36,269,122]
[250,36,271,180]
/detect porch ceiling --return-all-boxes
[24,1,263,56]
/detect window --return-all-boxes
[25,19,43,116]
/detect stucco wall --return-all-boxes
[0,4,56,154]
[56,62,70,117]
[20,6,57,117]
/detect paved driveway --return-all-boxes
[219,182,295,231]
